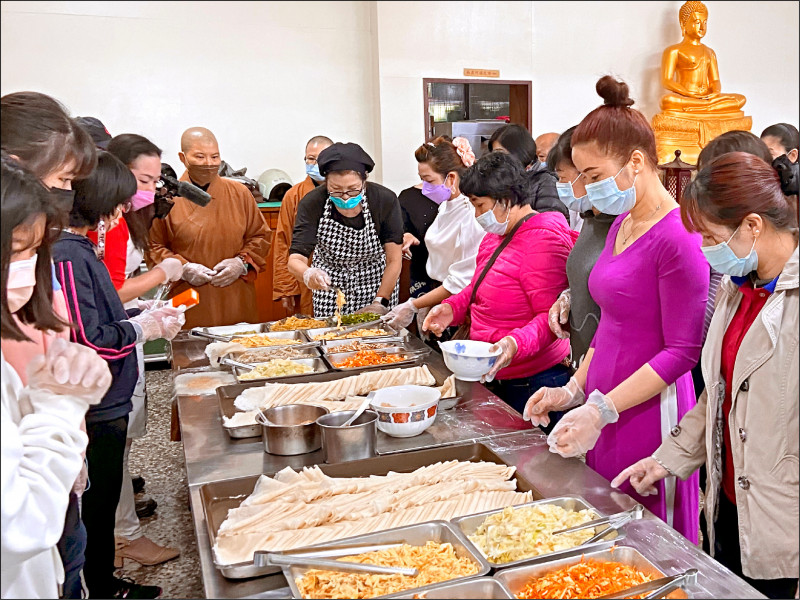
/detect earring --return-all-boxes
[634,169,639,174]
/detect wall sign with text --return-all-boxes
[463,69,500,78]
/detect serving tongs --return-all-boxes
[336,319,385,336]
[152,281,173,304]
[596,568,698,599]
[552,503,644,543]
[254,542,418,576]
[218,357,256,372]
[190,329,321,350]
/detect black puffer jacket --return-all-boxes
[526,162,568,220]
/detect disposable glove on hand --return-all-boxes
[381,299,417,328]
[422,304,454,337]
[610,456,670,496]
[356,301,389,316]
[128,305,186,342]
[524,376,585,426]
[153,257,184,283]
[26,338,112,421]
[548,289,571,339]
[182,262,216,286]
[211,257,247,287]
[546,389,619,458]
[401,233,420,259]
[482,336,517,383]
[137,299,167,312]
[303,267,332,291]
[279,295,300,314]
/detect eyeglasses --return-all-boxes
[304,157,318,165]
[329,187,363,200]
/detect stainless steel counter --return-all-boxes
[170,335,765,599]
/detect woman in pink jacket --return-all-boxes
[424,152,577,419]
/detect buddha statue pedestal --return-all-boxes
[652,110,752,165]
[652,0,752,165]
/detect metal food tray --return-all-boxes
[200,441,541,578]
[320,338,407,355]
[452,495,624,571]
[218,394,261,439]
[324,347,426,373]
[493,546,689,599]
[195,322,270,336]
[231,330,310,345]
[393,577,514,599]
[234,346,321,362]
[280,521,491,599]
[232,357,329,383]
[306,322,401,342]
[263,318,330,332]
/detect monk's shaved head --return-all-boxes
[181,127,219,152]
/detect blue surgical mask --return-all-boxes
[476,201,509,235]
[330,190,363,210]
[585,166,637,215]
[556,175,592,213]
[305,163,325,182]
[701,225,759,277]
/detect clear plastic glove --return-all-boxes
[211,257,247,287]
[356,301,389,316]
[182,262,216,286]
[548,289,571,339]
[546,389,619,457]
[279,295,300,314]
[153,257,183,283]
[128,305,186,342]
[26,338,112,410]
[303,267,332,291]
[524,376,586,426]
[610,456,670,496]
[482,336,517,383]
[72,460,89,497]
[422,304,454,337]
[381,299,417,328]
[137,298,167,311]
[401,233,419,259]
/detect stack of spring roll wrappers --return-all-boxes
[213,460,532,565]
[223,366,456,428]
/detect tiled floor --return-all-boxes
[117,367,205,599]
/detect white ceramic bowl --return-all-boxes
[439,340,502,381]
[369,385,440,438]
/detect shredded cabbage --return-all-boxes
[467,504,599,563]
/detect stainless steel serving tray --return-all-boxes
[393,577,514,599]
[196,322,270,336]
[218,394,261,439]
[279,521,491,599]
[201,441,541,579]
[320,338,406,355]
[452,495,623,571]
[306,322,401,342]
[231,330,309,345]
[324,347,426,373]
[493,546,689,599]
[232,357,329,383]
[263,318,329,333]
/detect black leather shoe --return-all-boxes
[132,475,145,495]
[135,497,157,519]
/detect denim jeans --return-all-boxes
[56,493,86,599]
[485,364,571,434]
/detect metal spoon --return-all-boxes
[256,408,278,427]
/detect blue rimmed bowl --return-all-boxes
[439,340,502,381]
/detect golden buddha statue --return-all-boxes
[652,1,752,165]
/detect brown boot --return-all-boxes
[115,535,180,567]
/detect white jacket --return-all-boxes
[424,195,486,294]
[1,351,88,599]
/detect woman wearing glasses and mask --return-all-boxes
[287,143,404,317]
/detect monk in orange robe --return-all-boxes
[272,135,332,316]
[148,127,271,329]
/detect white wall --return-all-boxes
[0,1,378,186]
[2,1,797,193]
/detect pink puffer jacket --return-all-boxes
[444,211,576,380]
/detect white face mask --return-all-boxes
[7,254,38,313]
[476,201,509,235]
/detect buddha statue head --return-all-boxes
[679,1,708,40]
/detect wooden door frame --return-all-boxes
[422,78,532,140]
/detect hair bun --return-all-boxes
[596,75,635,108]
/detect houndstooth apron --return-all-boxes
[310,193,398,317]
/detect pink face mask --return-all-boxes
[131,189,155,211]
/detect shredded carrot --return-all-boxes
[332,350,407,369]
[516,559,653,599]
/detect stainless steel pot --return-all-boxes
[256,404,329,455]
[316,410,378,463]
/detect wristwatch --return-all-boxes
[374,296,390,308]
